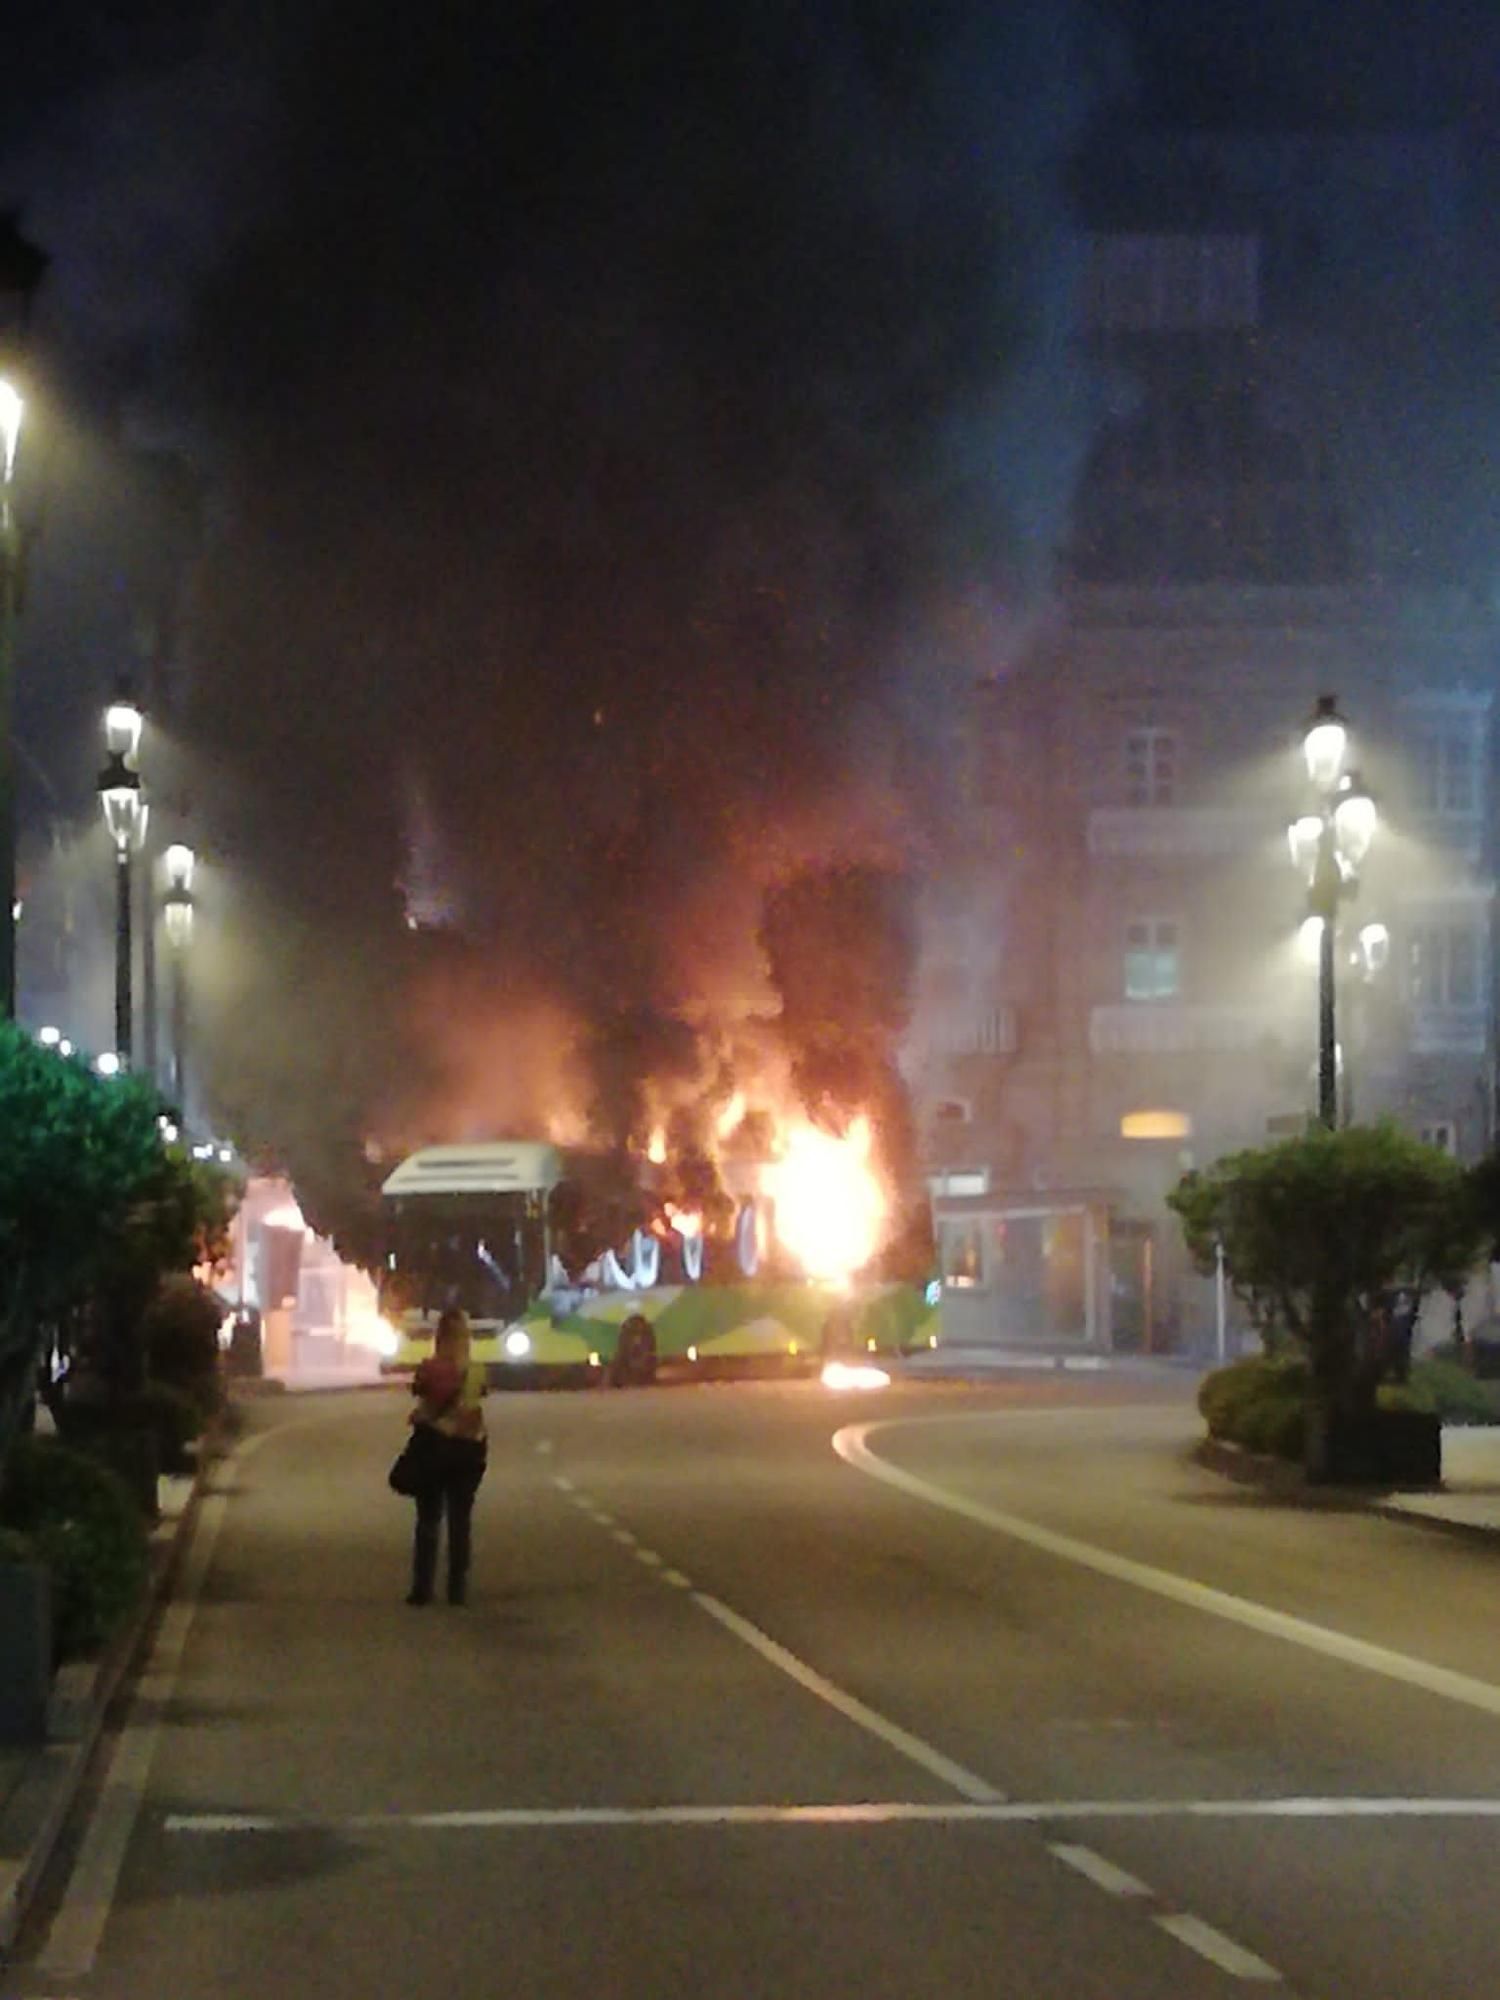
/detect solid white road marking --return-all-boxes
[834,1420,1500,1723]
[36,1430,275,1983]
[1155,1912,1282,1982]
[163,1793,1500,1834]
[661,1569,693,1589]
[689,1591,1003,1803]
[1047,1843,1151,1897]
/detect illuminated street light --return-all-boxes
[98,696,148,1067]
[1289,694,1378,1129]
[95,1050,121,1077]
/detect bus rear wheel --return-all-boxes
[609,1315,657,1388]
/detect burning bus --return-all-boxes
[375,1127,937,1384]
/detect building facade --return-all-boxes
[914,153,1498,1354]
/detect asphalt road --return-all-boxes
[8,1370,1500,1999]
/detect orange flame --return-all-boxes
[764,1115,884,1285]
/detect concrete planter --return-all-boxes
[0,1560,53,1743]
[1305,1406,1442,1488]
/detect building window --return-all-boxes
[932,1099,972,1125]
[1414,729,1480,817]
[1409,923,1483,1009]
[1421,1121,1458,1156]
[939,1221,984,1289]
[1125,919,1180,1000]
[1125,728,1178,807]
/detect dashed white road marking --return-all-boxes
[690,1591,1003,1803]
[1048,1843,1150,1897]
[562,1485,1002,1803]
[1155,1912,1282,1983]
[552,1473,574,1492]
[635,1548,664,1568]
[834,1419,1500,1722]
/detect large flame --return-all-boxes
[765,1115,885,1285]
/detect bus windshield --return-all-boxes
[380,1192,548,1323]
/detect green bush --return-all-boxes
[126,1381,203,1475]
[1383,1358,1500,1426]
[141,1275,225,1417]
[0,1437,149,1661]
[0,1524,35,1566]
[1198,1353,1309,1461]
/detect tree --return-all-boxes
[0,1024,236,1466]
[1169,1123,1480,1420]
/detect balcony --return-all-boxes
[925,1006,1019,1059]
[1089,1004,1279,1057]
[1087,807,1266,861]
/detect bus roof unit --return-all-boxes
[380,1142,564,1197]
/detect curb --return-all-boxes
[0,1428,221,1957]
[1195,1434,1500,1541]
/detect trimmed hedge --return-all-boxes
[1202,1350,1500,1464]
[1384,1359,1500,1426]
[1198,1354,1309,1462]
[141,1275,225,1419]
[0,1437,149,1661]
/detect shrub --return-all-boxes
[141,1275,225,1417]
[1198,1353,1309,1461]
[125,1381,203,1475]
[1383,1358,1500,1426]
[0,1437,149,1661]
[0,1524,35,1566]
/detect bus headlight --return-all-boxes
[504,1328,533,1361]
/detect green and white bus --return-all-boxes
[376,1140,936,1384]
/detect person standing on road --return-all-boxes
[406,1307,488,1606]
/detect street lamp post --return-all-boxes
[1288,695,1378,1129]
[161,842,195,1111]
[0,214,48,1020]
[98,697,147,1065]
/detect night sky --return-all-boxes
[1,1,1496,1214]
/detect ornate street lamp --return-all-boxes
[98,695,147,1065]
[0,212,48,1019]
[1289,696,1378,1129]
[161,842,195,1109]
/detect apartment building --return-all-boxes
[916,141,1498,1354]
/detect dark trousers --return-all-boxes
[411,1441,486,1601]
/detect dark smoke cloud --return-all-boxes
[5,3,1121,1221]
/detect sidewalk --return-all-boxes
[1373,1425,1500,1537]
[0,1461,206,1955]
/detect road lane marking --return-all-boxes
[661,1569,693,1588]
[689,1592,1003,1802]
[552,1474,575,1492]
[634,1548,664,1568]
[1155,1913,1282,1982]
[36,1430,276,1983]
[834,1420,1500,1723]
[1047,1843,1150,1897]
[611,1528,637,1547]
[164,1793,1500,1833]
